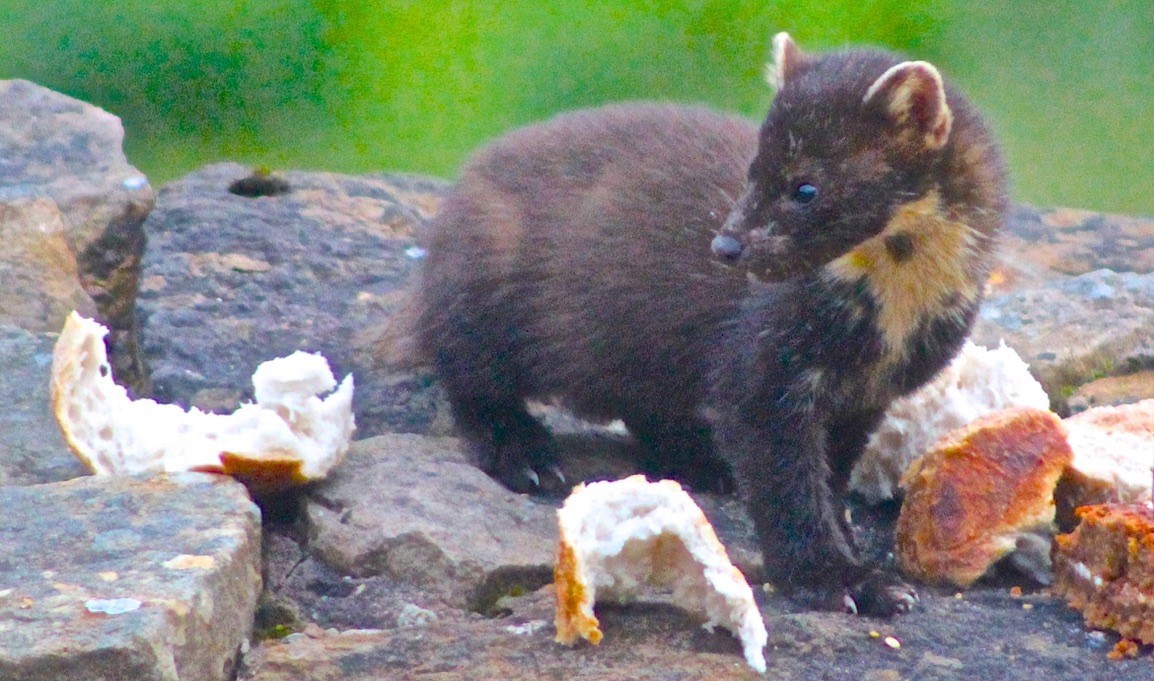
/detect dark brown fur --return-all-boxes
[416,37,1007,615]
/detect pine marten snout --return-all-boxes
[416,32,1007,617]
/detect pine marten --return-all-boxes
[416,33,1008,615]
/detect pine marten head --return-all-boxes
[712,33,1005,282]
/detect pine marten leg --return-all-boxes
[427,284,566,493]
[622,415,735,493]
[720,407,915,616]
[827,410,885,504]
[826,410,918,615]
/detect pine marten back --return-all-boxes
[416,33,1007,616]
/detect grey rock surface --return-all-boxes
[306,433,556,610]
[0,189,97,332]
[242,587,761,680]
[972,269,1154,407]
[0,78,154,337]
[242,579,1145,680]
[0,324,88,485]
[135,163,448,435]
[1000,205,1154,277]
[0,473,262,681]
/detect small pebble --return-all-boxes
[505,620,548,636]
[884,636,901,650]
[397,602,438,628]
[405,247,427,259]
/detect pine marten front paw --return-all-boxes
[781,568,918,616]
[468,439,568,496]
[846,569,919,616]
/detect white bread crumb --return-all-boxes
[51,311,354,491]
[851,340,1049,503]
[554,475,767,673]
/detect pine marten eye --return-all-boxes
[792,183,818,204]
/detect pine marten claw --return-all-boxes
[548,464,567,486]
[849,570,919,617]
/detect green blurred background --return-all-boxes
[2,1,1151,215]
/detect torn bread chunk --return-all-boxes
[1053,502,1154,644]
[554,475,767,673]
[1055,399,1154,529]
[896,408,1072,587]
[851,341,1049,503]
[51,311,354,493]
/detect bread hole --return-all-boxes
[68,404,82,423]
[99,426,113,441]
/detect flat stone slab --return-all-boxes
[306,434,556,609]
[0,473,261,681]
[0,324,88,485]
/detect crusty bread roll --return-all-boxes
[51,311,354,493]
[1055,399,1154,529]
[896,408,1072,587]
[851,341,1050,503]
[554,475,767,673]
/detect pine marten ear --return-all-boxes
[767,32,804,90]
[864,61,953,150]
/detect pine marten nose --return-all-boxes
[711,234,743,260]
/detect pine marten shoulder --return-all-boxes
[416,33,1008,615]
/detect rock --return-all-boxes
[263,551,452,632]
[135,163,448,434]
[0,324,88,485]
[978,207,1154,412]
[0,79,154,342]
[242,587,761,681]
[1067,369,1154,413]
[242,581,1151,680]
[305,433,556,610]
[1000,205,1154,278]
[0,189,97,331]
[972,269,1154,410]
[0,473,261,681]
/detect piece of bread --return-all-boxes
[1055,399,1154,529]
[554,475,767,673]
[851,341,1050,503]
[896,408,1072,587]
[51,311,355,493]
[1052,502,1154,644]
